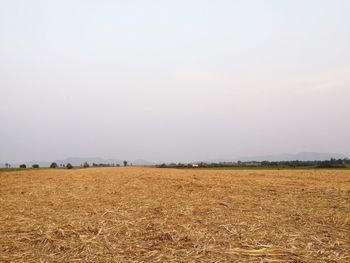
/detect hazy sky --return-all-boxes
[1,0,349,163]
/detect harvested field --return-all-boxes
[0,168,349,262]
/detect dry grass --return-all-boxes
[0,167,349,262]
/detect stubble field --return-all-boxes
[0,167,349,262]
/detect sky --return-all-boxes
[1,0,349,163]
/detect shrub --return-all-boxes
[32,164,39,168]
[50,162,58,168]
[66,163,73,169]
[19,164,26,168]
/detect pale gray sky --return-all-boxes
[1,0,349,163]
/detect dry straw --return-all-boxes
[1,168,349,262]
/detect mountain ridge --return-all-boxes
[0,157,155,168]
[1,152,348,168]
[205,152,348,163]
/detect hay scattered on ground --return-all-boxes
[1,168,349,262]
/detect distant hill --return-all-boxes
[0,157,155,168]
[205,152,348,163]
[237,152,348,162]
[132,159,156,166]
[1,152,348,168]
[57,157,124,166]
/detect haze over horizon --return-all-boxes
[1,1,350,163]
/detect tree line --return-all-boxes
[156,158,350,169]
[11,160,129,169]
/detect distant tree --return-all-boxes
[123,160,128,167]
[32,164,39,168]
[83,162,90,168]
[261,161,269,166]
[116,164,120,167]
[66,163,73,169]
[5,163,10,168]
[50,162,58,168]
[19,164,26,168]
